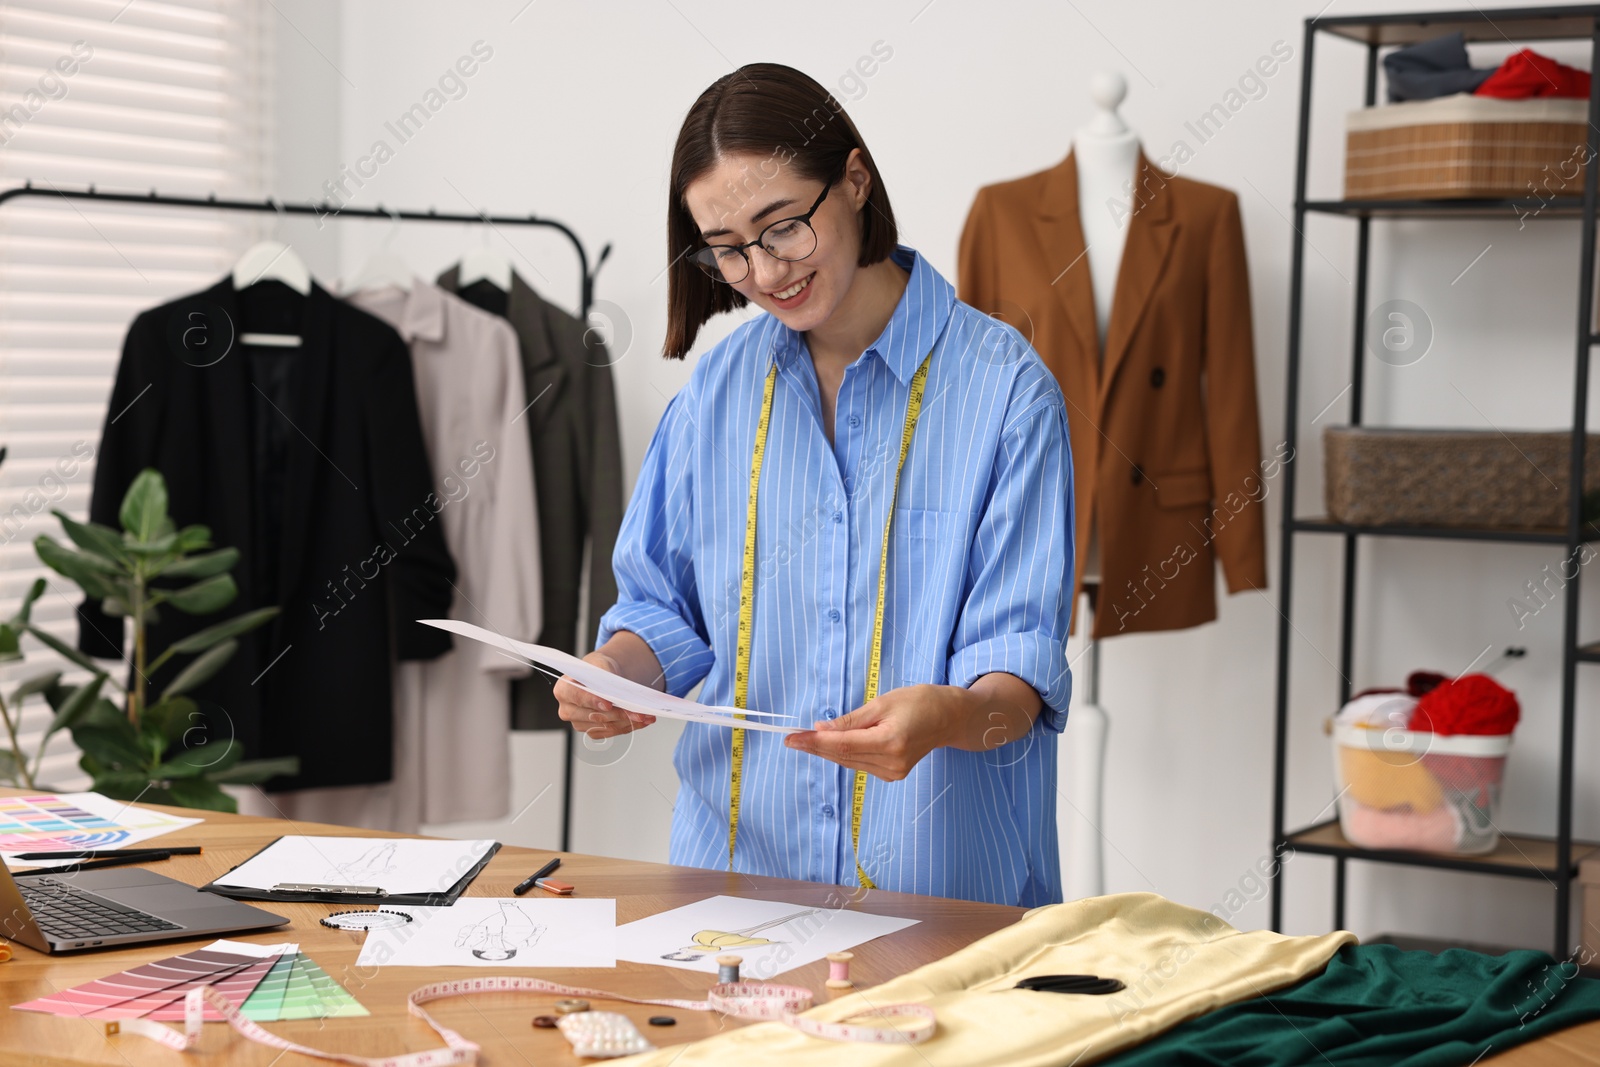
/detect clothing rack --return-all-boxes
[0,180,610,853]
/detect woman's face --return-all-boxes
[683,149,869,333]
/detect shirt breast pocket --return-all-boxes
[885,508,963,682]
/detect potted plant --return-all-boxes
[3,468,298,810]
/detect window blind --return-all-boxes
[0,0,271,787]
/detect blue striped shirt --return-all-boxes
[597,245,1074,906]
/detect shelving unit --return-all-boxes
[1269,6,1600,958]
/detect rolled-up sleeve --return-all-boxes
[595,387,715,698]
[946,389,1075,730]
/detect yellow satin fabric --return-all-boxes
[616,892,1355,1067]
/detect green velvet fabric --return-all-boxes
[1104,943,1600,1066]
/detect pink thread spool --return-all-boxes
[825,951,854,989]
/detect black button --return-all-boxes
[1150,367,1165,388]
[1131,465,1144,486]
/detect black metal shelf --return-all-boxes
[1291,517,1597,544]
[1270,6,1600,959]
[1285,821,1600,881]
[1304,197,1585,218]
[1316,5,1600,45]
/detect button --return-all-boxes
[848,415,861,427]
[1131,465,1144,486]
[828,608,841,622]
[822,708,838,720]
[833,511,843,523]
[1150,367,1166,388]
[822,805,836,818]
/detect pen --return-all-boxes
[512,857,561,896]
[12,846,202,860]
[14,852,172,875]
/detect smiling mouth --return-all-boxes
[768,274,813,300]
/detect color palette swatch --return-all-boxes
[0,793,201,857]
[11,941,367,1022]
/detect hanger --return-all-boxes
[232,201,310,348]
[457,211,513,291]
[346,207,416,294]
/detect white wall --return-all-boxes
[276,0,1599,950]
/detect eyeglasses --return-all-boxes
[692,178,834,285]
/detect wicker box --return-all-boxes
[1345,96,1588,200]
[1324,427,1600,529]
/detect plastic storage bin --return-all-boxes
[1332,723,1512,855]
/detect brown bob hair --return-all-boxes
[663,62,898,360]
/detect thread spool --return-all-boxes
[716,954,742,985]
[825,951,854,989]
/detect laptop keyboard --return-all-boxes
[18,878,183,940]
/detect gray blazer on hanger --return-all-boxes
[438,266,624,729]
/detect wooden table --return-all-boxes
[4,798,1597,1066]
[0,800,1024,1066]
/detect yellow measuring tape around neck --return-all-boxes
[729,351,933,890]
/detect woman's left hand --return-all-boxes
[783,684,963,782]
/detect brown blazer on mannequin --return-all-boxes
[959,150,1268,638]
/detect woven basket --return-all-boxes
[1324,427,1600,529]
[1345,97,1588,200]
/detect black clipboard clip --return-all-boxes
[274,882,387,896]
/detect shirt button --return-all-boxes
[848,415,860,427]
[822,708,837,720]
[1150,367,1166,388]
[822,805,835,818]
[832,511,843,523]
[1131,465,1144,486]
[828,608,841,622]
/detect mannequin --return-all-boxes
[1064,70,1137,903]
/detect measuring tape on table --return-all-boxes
[728,351,934,891]
[106,975,937,1063]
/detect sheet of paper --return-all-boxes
[0,792,203,869]
[355,897,617,968]
[615,895,919,979]
[421,619,802,734]
[210,836,496,896]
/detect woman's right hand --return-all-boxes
[555,650,657,739]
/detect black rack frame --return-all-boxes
[1270,5,1600,959]
[0,180,611,854]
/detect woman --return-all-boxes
[555,63,1075,907]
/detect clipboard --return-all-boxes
[201,836,501,907]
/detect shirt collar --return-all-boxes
[395,279,446,343]
[769,245,953,384]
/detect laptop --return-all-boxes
[0,856,288,954]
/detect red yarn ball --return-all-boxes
[1407,674,1519,736]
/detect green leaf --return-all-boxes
[154,738,241,779]
[73,719,147,771]
[160,639,236,701]
[26,624,109,675]
[34,536,120,599]
[119,469,169,542]
[156,548,239,580]
[166,776,237,812]
[53,511,129,567]
[166,574,237,615]
[140,696,198,752]
[0,624,19,662]
[175,525,213,552]
[46,675,107,738]
[101,596,131,617]
[10,670,61,707]
[8,578,47,626]
[122,534,178,557]
[205,755,299,785]
[165,607,278,655]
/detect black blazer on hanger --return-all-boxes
[78,279,456,791]
[437,267,623,730]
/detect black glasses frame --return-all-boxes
[694,176,837,284]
